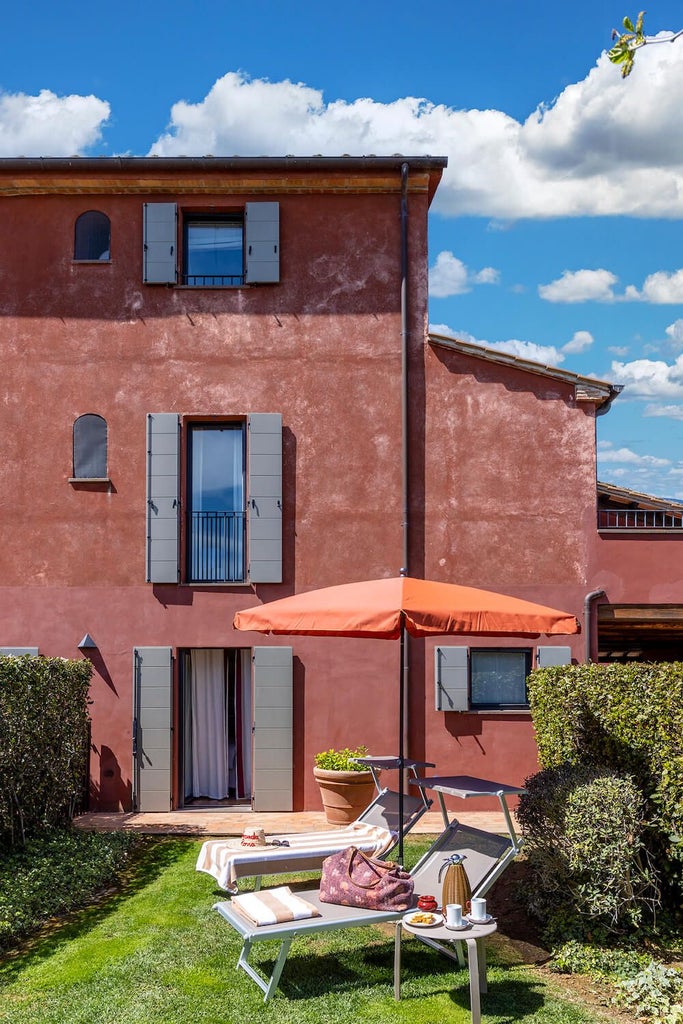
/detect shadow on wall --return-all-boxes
[90,745,132,811]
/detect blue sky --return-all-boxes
[4,1,683,498]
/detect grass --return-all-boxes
[0,836,608,1024]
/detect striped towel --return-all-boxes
[196,821,395,891]
[230,885,321,926]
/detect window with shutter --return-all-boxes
[145,413,282,585]
[142,202,279,287]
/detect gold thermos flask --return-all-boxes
[438,853,472,911]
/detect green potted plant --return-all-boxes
[313,745,378,824]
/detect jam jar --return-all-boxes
[417,894,438,912]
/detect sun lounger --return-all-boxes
[197,785,432,892]
[212,818,515,1002]
[196,757,434,892]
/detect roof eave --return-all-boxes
[429,332,622,411]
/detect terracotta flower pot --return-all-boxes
[313,766,377,824]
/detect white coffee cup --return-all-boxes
[469,897,487,921]
[445,903,463,929]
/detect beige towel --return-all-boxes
[230,885,321,926]
[196,821,394,891]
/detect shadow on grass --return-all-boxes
[236,929,545,1016]
[0,837,191,982]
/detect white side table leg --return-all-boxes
[465,937,482,1024]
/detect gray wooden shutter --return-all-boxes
[245,202,279,283]
[247,413,282,583]
[133,646,172,812]
[143,203,177,284]
[252,646,292,811]
[146,413,180,584]
[435,645,469,711]
[537,646,572,667]
[0,647,39,656]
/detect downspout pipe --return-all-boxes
[400,161,409,574]
[584,589,605,662]
[400,163,410,814]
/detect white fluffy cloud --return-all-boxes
[145,41,683,219]
[428,251,499,298]
[665,320,683,347]
[610,355,683,398]
[3,40,683,221]
[627,270,683,303]
[429,326,565,366]
[538,269,683,305]
[0,89,109,156]
[644,403,683,419]
[562,330,594,354]
[539,269,620,303]
[597,445,670,467]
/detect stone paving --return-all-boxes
[75,807,514,837]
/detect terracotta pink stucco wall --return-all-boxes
[0,172,435,810]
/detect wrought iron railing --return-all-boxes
[598,508,683,530]
[182,273,244,287]
[190,511,246,582]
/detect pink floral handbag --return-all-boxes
[319,846,414,911]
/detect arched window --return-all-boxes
[73,414,108,478]
[74,211,111,261]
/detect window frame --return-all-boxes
[73,210,111,262]
[182,212,245,288]
[185,419,248,584]
[70,413,109,481]
[469,647,533,711]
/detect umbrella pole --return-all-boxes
[398,616,405,866]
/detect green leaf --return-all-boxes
[623,15,635,32]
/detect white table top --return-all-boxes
[402,914,498,940]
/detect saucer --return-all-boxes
[445,921,470,931]
[465,913,494,924]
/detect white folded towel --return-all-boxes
[230,885,321,926]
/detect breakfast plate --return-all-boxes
[404,911,444,928]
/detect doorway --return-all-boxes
[180,648,252,807]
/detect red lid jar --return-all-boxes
[417,894,438,911]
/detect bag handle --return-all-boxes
[347,847,392,889]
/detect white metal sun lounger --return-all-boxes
[212,817,515,1002]
[197,785,432,892]
[196,757,434,892]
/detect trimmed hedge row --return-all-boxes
[0,655,92,848]
[527,662,683,897]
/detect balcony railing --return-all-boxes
[190,511,246,582]
[598,508,683,530]
[181,274,244,287]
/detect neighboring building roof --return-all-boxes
[0,155,448,205]
[428,332,622,412]
[597,480,683,513]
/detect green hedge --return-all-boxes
[0,655,92,848]
[516,765,660,942]
[527,662,683,897]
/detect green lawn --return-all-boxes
[0,838,605,1024]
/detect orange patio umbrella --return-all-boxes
[233,575,579,861]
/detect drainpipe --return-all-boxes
[400,161,409,574]
[400,162,410,773]
[584,589,605,662]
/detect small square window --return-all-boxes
[470,649,532,709]
[183,216,244,287]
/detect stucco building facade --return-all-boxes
[0,156,680,815]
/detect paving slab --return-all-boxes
[74,808,514,837]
